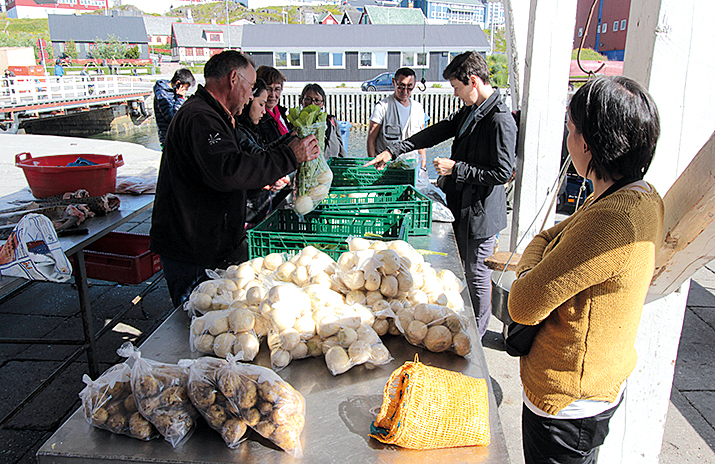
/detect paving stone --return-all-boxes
[0,313,66,363]
[680,390,715,450]
[686,281,715,308]
[0,429,48,464]
[689,305,715,332]
[673,309,715,392]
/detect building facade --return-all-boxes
[573,0,630,61]
[405,0,504,29]
[5,0,108,19]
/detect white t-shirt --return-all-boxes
[370,96,425,140]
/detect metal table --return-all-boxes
[0,190,155,428]
[37,222,509,463]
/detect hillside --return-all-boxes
[167,2,346,25]
[0,14,52,60]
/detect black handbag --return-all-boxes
[505,321,543,357]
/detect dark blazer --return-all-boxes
[256,104,293,146]
[150,85,298,268]
[388,88,516,252]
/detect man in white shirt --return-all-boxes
[367,68,426,168]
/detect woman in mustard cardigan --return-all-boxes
[508,76,664,464]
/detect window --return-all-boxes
[358,51,387,68]
[620,19,627,30]
[274,51,302,68]
[317,52,345,68]
[613,21,618,32]
[402,52,428,68]
[601,23,607,33]
[209,33,221,42]
[578,27,583,37]
[185,47,194,56]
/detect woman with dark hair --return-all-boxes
[300,83,347,159]
[255,65,292,145]
[508,76,665,463]
[235,78,290,227]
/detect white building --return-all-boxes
[5,0,109,19]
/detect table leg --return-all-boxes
[74,250,99,378]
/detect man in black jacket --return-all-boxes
[368,51,516,338]
[150,51,319,308]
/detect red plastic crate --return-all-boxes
[74,232,161,284]
[15,152,124,198]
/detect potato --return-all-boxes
[407,290,428,306]
[413,303,434,325]
[337,328,358,347]
[220,279,238,293]
[253,314,271,337]
[272,349,291,369]
[356,324,380,345]
[209,316,230,335]
[310,272,332,287]
[396,308,414,330]
[290,342,309,360]
[354,304,376,326]
[348,340,372,364]
[372,299,390,315]
[275,262,297,282]
[452,331,471,356]
[229,309,255,333]
[369,240,388,251]
[263,253,284,271]
[390,300,405,313]
[250,257,264,272]
[397,271,414,293]
[365,291,383,306]
[387,318,401,336]
[380,275,399,298]
[194,334,215,353]
[348,238,370,252]
[235,264,256,281]
[191,292,212,312]
[291,266,309,287]
[213,332,236,358]
[306,336,323,357]
[294,315,317,339]
[364,267,382,292]
[270,306,298,332]
[246,286,266,306]
[280,328,301,351]
[191,318,206,336]
[370,343,391,365]
[423,325,452,352]
[325,346,351,375]
[377,250,401,275]
[437,269,464,292]
[373,318,389,336]
[346,290,366,305]
[406,320,428,343]
[197,281,218,298]
[428,292,449,306]
[342,270,365,291]
[233,332,260,359]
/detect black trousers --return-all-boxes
[521,397,622,464]
[160,255,210,309]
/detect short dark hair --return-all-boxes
[256,65,286,86]
[394,67,416,81]
[204,50,253,81]
[442,51,489,85]
[300,83,326,102]
[569,76,660,181]
[237,79,268,127]
[170,68,195,87]
[252,78,267,98]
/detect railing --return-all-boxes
[0,76,152,108]
[281,90,464,126]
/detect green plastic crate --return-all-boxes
[247,209,409,260]
[318,185,432,235]
[328,157,416,187]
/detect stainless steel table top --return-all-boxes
[37,222,509,464]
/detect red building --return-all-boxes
[573,0,630,61]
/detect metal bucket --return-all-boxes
[491,270,516,326]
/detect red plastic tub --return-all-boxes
[15,152,124,198]
[73,232,162,284]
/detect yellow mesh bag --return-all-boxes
[369,355,490,450]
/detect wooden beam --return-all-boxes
[651,132,715,295]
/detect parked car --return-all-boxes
[361,72,394,92]
[556,172,593,215]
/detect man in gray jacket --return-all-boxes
[368,52,516,338]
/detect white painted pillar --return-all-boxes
[501,0,530,110]
[599,1,715,462]
[508,0,576,252]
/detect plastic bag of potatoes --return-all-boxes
[189,308,263,361]
[117,342,199,448]
[79,363,158,441]
[322,322,392,375]
[217,355,306,458]
[187,357,249,449]
[393,303,472,357]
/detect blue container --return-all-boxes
[337,120,351,149]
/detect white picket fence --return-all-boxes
[0,76,152,108]
[281,91,464,126]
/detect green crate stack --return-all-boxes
[247,209,409,260]
[318,185,432,235]
[327,157,416,187]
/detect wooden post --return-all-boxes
[501,0,530,110]
[598,0,715,461]
[508,0,576,252]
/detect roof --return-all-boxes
[241,23,487,52]
[171,22,242,48]
[361,6,427,24]
[47,14,148,43]
[143,16,188,36]
[341,11,362,24]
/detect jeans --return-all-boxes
[462,234,496,338]
[521,398,622,464]
[160,256,210,309]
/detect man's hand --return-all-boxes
[434,157,456,176]
[288,133,320,163]
[175,83,190,97]
[364,151,392,170]
[264,175,290,192]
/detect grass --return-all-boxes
[572,48,607,61]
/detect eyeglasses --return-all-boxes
[266,86,283,94]
[236,72,254,87]
[396,84,415,91]
[302,97,324,105]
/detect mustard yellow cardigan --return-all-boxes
[508,182,664,415]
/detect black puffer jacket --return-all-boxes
[150,85,298,268]
[388,89,516,252]
[256,105,292,146]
